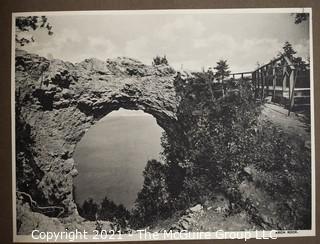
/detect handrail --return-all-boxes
[252,54,298,74]
[225,55,309,81]
[207,53,310,113]
[252,56,282,73]
[230,71,252,76]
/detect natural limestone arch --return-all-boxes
[15,50,179,215]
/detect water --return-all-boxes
[73,109,164,210]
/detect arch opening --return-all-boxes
[73,108,165,214]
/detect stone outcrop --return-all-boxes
[16,199,113,235]
[15,49,178,216]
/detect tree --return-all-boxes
[78,195,130,228]
[80,198,99,221]
[99,196,130,220]
[282,41,297,60]
[213,59,231,82]
[152,55,169,66]
[15,16,53,46]
[99,196,118,220]
[281,41,307,68]
[293,13,309,24]
[98,196,130,228]
[131,159,170,228]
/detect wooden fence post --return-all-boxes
[257,70,260,98]
[265,65,269,96]
[282,65,287,98]
[261,67,265,99]
[288,68,296,114]
[252,71,256,98]
[272,63,276,100]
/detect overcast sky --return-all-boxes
[104,108,148,118]
[18,10,310,73]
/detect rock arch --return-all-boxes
[15,50,178,215]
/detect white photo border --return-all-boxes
[11,7,315,242]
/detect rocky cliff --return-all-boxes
[15,49,178,219]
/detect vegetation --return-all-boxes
[152,55,169,66]
[282,41,297,60]
[15,16,53,46]
[128,70,260,228]
[170,74,260,201]
[213,59,231,82]
[78,196,130,227]
[78,198,99,221]
[130,160,171,228]
[279,41,307,67]
[129,60,310,229]
[293,13,309,24]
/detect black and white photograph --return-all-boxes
[12,8,315,242]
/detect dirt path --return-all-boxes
[260,103,311,144]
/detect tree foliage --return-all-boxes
[130,159,171,228]
[213,59,231,82]
[280,41,307,68]
[78,196,130,226]
[152,55,169,66]
[293,13,309,24]
[175,76,259,201]
[15,16,53,46]
[282,41,297,60]
[100,197,130,220]
[79,198,99,221]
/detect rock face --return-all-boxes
[15,49,178,216]
[16,199,113,235]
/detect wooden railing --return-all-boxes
[230,71,252,80]
[223,55,310,115]
[251,55,310,114]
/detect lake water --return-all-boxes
[73,109,164,210]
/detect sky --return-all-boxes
[17,10,310,73]
[102,108,149,118]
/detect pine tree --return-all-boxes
[131,159,170,227]
[282,41,297,60]
[213,59,231,82]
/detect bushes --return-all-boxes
[100,197,130,222]
[174,76,260,193]
[250,121,311,229]
[78,198,99,221]
[152,55,169,66]
[116,72,310,229]
[161,72,310,228]
[128,75,262,222]
[78,196,130,226]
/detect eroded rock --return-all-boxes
[15,50,178,217]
